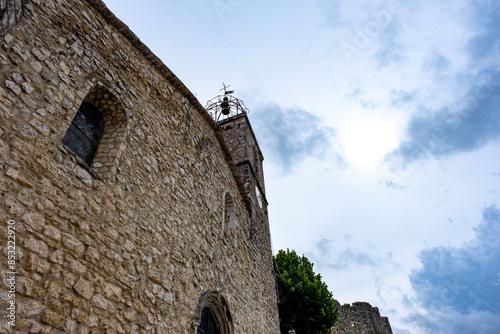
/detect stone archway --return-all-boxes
[194,291,234,334]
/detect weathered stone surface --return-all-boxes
[5,79,21,95]
[103,282,122,302]
[30,118,50,135]
[36,259,50,275]
[43,225,62,241]
[49,250,64,265]
[47,281,63,298]
[74,165,92,185]
[333,302,393,334]
[73,278,93,300]
[17,276,33,297]
[62,233,85,256]
[69,260,86,275]
[0,0,280,333]
[32,47,51,61]
[24,236,48,257]
[17,299,44,318]
[91,294,108,310]
[22,81,34,94]
[41,310,64,328]
[22,211,45,232]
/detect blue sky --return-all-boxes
[102,1,500,332]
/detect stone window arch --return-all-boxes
[222,191,237,244]
[195,291,233,334]
[62,82,128,179]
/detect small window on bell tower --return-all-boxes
[223,192,237,244]
[255,186,263,208]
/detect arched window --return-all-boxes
[62,101,104,165]
[61,82,128,180]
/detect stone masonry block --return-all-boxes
[73,277,93,300]
[24,236,48,257]
[21,211,45,232]
[41,310,64,328]
[91,293,108,310]
[62,233,85,256]
[43,225,62,241]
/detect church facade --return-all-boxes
[0,0,280,332]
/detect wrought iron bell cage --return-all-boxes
[205,86,249,122]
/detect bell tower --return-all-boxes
[206,84,278,332]
[206,84,269,232]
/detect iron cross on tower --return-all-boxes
[220,82,234,95]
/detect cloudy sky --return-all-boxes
[102,1,500,332]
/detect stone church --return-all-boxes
[0,0,280,332]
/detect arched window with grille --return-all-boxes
[62,101,104,165]
[61,82,128,179]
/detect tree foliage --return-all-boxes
[274,249,339,334]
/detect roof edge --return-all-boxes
[84,0,252,215]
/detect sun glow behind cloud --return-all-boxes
[339,117,400,170]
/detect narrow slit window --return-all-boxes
[223,192,237,244]
[62,101,104,165]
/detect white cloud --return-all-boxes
[404,307,500,334]
[251,104,343,174]
[405,205,500,332]
[387,69,500,166]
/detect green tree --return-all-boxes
[274,249,339,334]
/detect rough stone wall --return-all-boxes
[218,113,275,322]
[0,0,280,333]
[219,114,271,251]
[219,114,267,207]
[0,0,26,41]
[332,302,393,334]
[381,317,393,334]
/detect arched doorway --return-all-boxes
[197,307,219,334]
[195,291,233,334]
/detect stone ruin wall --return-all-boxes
[332,302,393,334]
[0,0,280,332]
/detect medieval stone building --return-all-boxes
[331,302,393,334]
[0,0,280,332]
